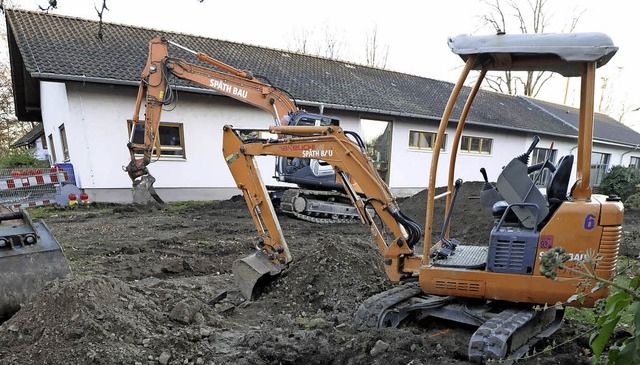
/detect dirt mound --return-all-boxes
[399,181,494,245]
[1,185,636,364]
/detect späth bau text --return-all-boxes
[209,79,248,98]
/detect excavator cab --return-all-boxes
[274,111,342,190]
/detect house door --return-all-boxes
[361,118,392,183]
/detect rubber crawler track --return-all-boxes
[355,281,423,328]
[279,189,359,224]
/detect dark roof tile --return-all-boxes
[528,99,640,146]
[5,9,636,145]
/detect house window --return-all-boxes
[127,120,186,158]
[460,136,492,154]
[48,134,57,163]
[408,130,446,151]
[59,124,69,161]
[591,152,611,186]
[630,156,640,169]
[529,147,557,186]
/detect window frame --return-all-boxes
[59,124,70,161]
[48,133,57,163]
[529,147,557,186]
[630,156,640,169]
[460,135,493,154]
[127,120,186,159]
[591,151,611,186]
[408,130,446,151]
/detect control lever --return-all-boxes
[479,168,502,216]
[516,135,540,164]
[432,178,463,260]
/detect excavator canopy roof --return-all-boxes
[448,32,617,77]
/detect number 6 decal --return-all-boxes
[584,214,596,230]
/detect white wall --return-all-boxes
[390,120,560,191]
[39,81,640,203]
[42,82,295,201]
[40,81,70,167]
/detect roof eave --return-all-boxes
[33,74,635,147]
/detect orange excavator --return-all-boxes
[125,37,360,223]
[223,32,622,363]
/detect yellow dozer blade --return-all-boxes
[0,209,72,318]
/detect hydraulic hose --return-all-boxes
[388,209,422,248]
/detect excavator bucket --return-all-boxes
[0,209,72,318]
[232,252,283,300]
[132,175,165,205]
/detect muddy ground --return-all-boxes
[0,181,638,365]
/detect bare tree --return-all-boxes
[95,0,109,40]
[287,25,345,60]
[321,26,344,60]
[365,25,388,69]
[479,0,583,97]
[0,57,33,156]
[38,0,57,12]
[287,27,312,54]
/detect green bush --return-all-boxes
[599,166,640,201]
[626,193,640,210]
[0,149,49,168]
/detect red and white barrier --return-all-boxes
[0,167,70,189]
[11,199,54,209]
[0,166,75,208]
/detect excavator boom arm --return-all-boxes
[222,124,422,290]
[125,36,298,182]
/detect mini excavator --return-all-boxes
[125,37,362,223]
[224,32,622,363]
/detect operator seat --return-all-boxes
[545,154,574,216]
[492,155,574,227]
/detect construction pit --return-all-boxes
[0,181,638,365]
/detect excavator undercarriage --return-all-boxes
[355,281,565,363]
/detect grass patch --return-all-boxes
[165,200,214,212]
[25,203,119,219]
[24,200,216,219]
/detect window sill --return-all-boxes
[407,148,447,153]
[459,152,492,156]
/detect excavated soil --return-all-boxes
[0,181,638,365]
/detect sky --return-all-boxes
[8,0,640,130]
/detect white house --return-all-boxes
[6,9,640,202]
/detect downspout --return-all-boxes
[620,144,640,166]
[570,145,578,155]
